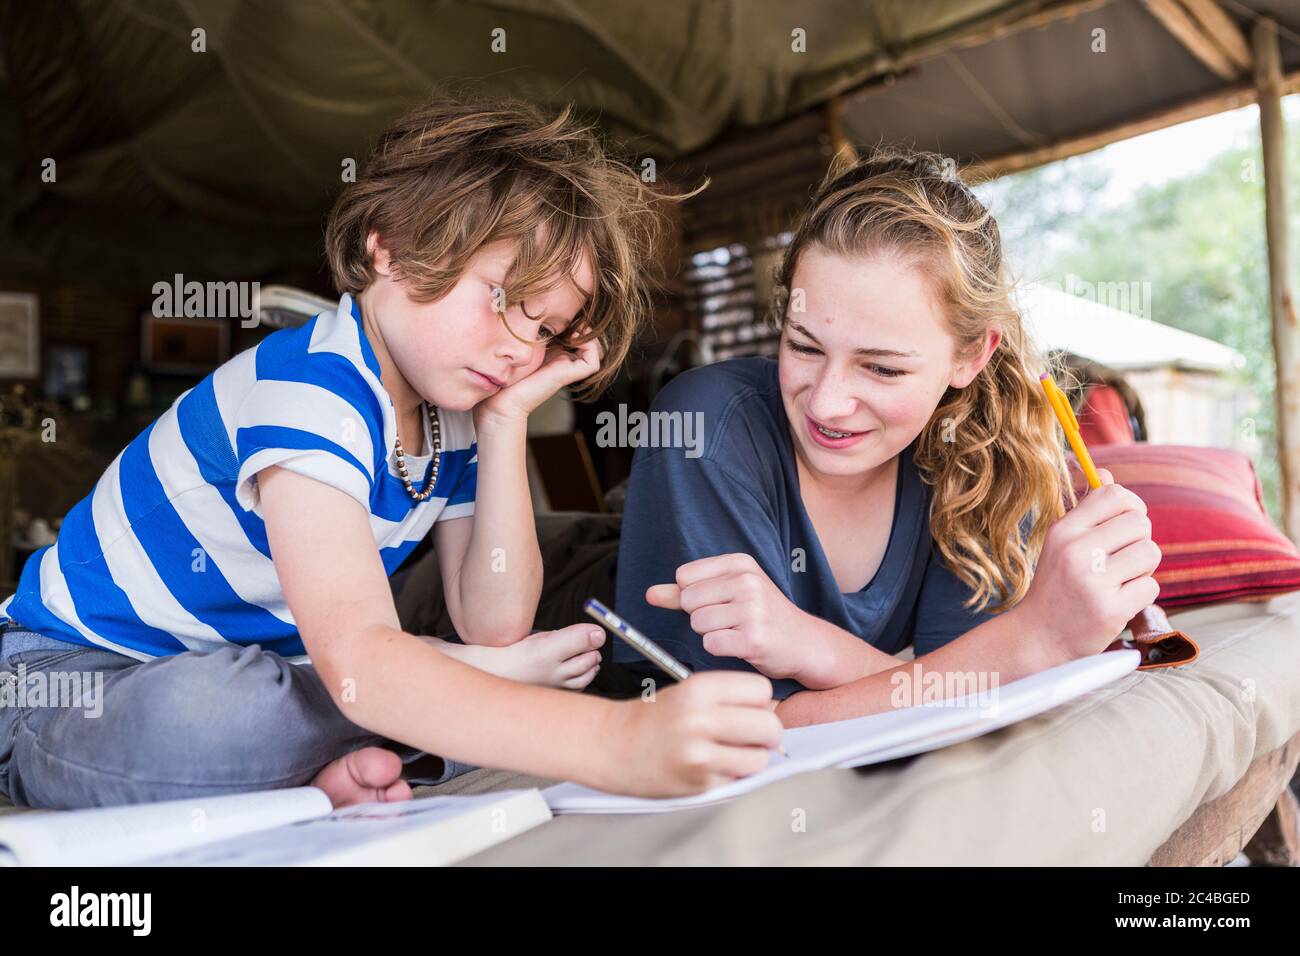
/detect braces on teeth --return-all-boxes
[816,423,854,438]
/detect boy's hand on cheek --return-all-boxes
[476,332,603,427]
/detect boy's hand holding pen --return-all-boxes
[584,599,790,761]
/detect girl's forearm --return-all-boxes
[324,623,620,787]
[776,602,1059,727]
[457,413,543,642]
[791,610,904,689]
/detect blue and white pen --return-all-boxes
[582,595,785,759]
[583,597,790,759]
[583,598,692,682]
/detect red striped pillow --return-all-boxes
[1067,445,1300,608]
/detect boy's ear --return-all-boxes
[950,326,1002,389]
[366,231,394,277]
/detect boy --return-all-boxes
[0,96,781,809]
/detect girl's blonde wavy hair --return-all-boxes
[325,91,691,401]
[773,147,1072,613]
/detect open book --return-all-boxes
[545,649,1141,814]
[0,787,551,866]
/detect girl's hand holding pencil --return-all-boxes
[1014,375,1163,668]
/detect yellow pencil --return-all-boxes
[1039,372,1103,489]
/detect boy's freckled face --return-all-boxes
[778,247,971,485]
[368,238,594,413]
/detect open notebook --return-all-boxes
[0,787,551,866]
[546,649,1142,814]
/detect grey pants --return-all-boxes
[0,622,474,809]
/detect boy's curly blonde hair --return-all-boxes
[325,92,684,400]
[774,147,1071,613]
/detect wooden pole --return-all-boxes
[1254,17,1300,541]
[823,95,857,165]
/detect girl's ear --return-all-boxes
[950,326,1002,389]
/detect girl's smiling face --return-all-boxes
[778,245,998,490]
[362,234,593,413]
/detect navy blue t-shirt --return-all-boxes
[613,356,996,700]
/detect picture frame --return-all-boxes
[141,314,230,375]
[43,340,92,401]
[0,291,40,378]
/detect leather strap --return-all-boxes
[1105,604,1199,670]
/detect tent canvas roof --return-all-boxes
[3,0,1300,287]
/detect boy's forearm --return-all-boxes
[456,414,543,643]
[320,623,619,786]
[776,603,1059,727]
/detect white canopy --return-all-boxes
[1016,281,1245,374]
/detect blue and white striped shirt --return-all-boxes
[0,293,477,661]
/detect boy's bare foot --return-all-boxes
[311,746,414,808]
[424,624,604,689]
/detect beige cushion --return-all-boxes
[445,594,1300,865]
[5,595,1297,866]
